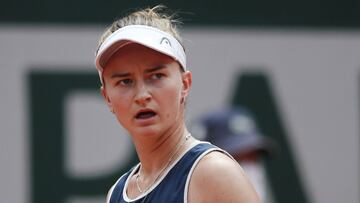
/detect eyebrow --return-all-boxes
[110,64,168,79]
[110,72,130,79]
[145,64,167,73]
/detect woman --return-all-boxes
[95,5,260,203]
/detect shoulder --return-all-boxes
[188,150,260,203]
[105,165,138,203]
[106,184,116,203]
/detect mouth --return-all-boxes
[135,109,157,120]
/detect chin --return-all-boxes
[132,126,162,138]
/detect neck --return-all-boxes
[133,123,190,177]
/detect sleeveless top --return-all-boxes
[107,142,224,203]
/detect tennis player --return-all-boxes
[95,5,260,203]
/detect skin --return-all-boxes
[101,43,260,203]
[188,152,261,203]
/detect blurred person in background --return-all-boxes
[194,107,276,203]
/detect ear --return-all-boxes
[100,86,114,113]
[181,71,192,102]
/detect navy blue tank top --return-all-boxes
[107,142,221,203]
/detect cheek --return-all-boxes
[107,88,132,111]
[157,83,182,115]
[110,93,133,127]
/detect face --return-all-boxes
[101,43,192,138]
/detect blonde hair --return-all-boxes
[96,5,184,54]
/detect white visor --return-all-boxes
[95,25,186,84]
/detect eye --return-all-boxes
[118,78,133,86]
[150,73,165,80]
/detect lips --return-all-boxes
[135,109,157,119]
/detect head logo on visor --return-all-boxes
[160,37,172,47]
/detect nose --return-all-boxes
[134,82,151,106]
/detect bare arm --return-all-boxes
[188,151,261,203]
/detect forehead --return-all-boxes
[104,43,175,70]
